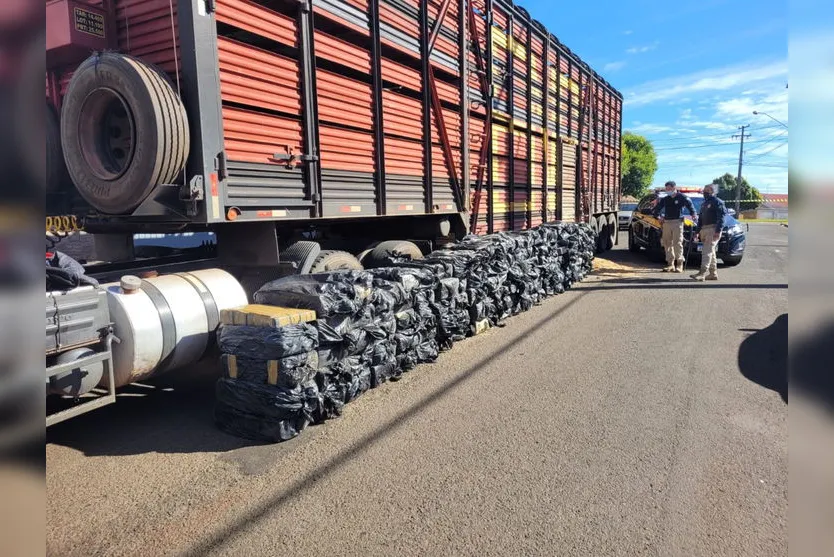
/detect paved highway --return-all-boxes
[46,223,788,556]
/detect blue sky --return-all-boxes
[518,0,789,193]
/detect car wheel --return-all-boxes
[628,229,640,252]
[647,232,666,262]
[722,255,743,267]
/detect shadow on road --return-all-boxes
[592,244,751,282]
[46,351,258,455]
[790,318,834,413]
[48,290,594,466]
[580,277,788,291]
[169,292,590,556]
[738,314,788,403]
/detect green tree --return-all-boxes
[621,132,658,198]
[712,173,764,212]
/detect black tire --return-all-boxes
[46,101,69,193]
[364,240,424,268]
[722,255,743,267]
[61,53,190,214]
[597,223,610,253]
[607,214,617,247]
[647,231,666,262]
[628,229,640,252]
[588,216,600,252]
[308,250,364,273]
[280,241,321,274]
[356,248,374,266]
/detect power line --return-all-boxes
[644,123,783,144]
[747,142,787,161]
[744,130,788,155]
[654,136,786,151]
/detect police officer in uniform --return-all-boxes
[652,180,696,272]
[691,183,727,281]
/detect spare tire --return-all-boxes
[308,250,364,273]
[46,101,68,193]
[61,53,190,214]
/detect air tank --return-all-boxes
[104,269,247,388]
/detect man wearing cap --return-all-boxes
[652,180,697,272]
[691,183,727,281]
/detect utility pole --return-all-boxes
[732,125,751,214]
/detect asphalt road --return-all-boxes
[46,223,788,557]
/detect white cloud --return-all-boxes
[603,61,626,72]
[624,59,788,106]
[679,108,694,121]
[623,30,634,35]
[715,91,788,123]
[626,42,659,54]
[687,121,737,131]
[628,123,676,134]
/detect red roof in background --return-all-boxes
[761,193,789,209]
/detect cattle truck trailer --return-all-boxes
[46,0,622,263]
[45,0,622,422]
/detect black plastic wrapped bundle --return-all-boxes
[360,314,397,386]
[552,223,596,286]
[315,355,370,420]
[218,323,319,360]
[220,352,319,389]
[254,271,381,416]
[385,258,467,349]
[366,267,442,372]
[253,271,373,318]
[214,378,320,443]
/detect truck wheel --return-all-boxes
[356,248,374,266]
[309,250,364,273]
[61,53,190,214]
[363,240,424,268]
[628,229,640,252]
[596,221,609,253]
[588,217,600,251]
[607,214,617,247]
[280,241,321,274]
[46,101,69,193]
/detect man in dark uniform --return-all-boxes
[652,180,697,272]
[691,183,727,281]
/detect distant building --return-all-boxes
[742,193,789,220]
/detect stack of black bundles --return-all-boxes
[533,225,568,296]
[362,276,406,386]
[554,222,597,287]
[393,254,471,350]
[214,322,321,443]
[367,266,440,374]
[253,271,376,420]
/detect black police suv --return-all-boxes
[627,189,746,266]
